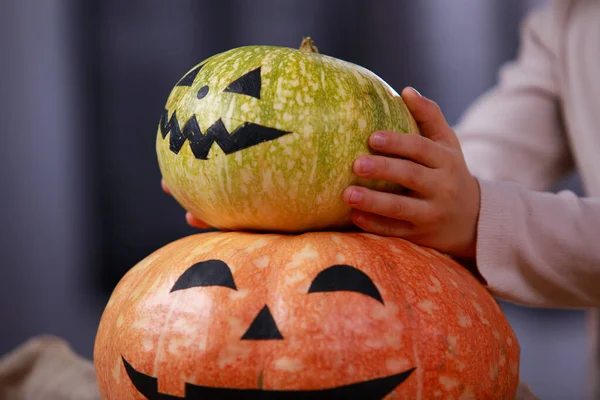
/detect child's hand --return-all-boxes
[342,87,481,258]
[161,179,212,229]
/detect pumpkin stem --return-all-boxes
[299,37,319,53]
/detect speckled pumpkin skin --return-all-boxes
[94,232,519,399]
[156,43,419,232]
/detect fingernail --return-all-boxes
[410,87,422,97]
[357,157,373,173]
[348,189,363,204]
[371,132,387,148]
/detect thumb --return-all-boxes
[401,87,458,146]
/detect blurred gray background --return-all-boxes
[0,0,589,399]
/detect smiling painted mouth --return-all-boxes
[159,110,292,160]
[123,356,415,400]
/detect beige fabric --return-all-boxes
[454,0,600,398]
[0,336,100,400]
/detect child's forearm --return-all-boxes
[474,178,600,308]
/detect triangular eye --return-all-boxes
[223,67,261,99]
[176,64,204,87]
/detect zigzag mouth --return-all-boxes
[159,110,292,160]
[123,356,415,399]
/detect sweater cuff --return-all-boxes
[474,178,522,301]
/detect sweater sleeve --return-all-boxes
[476,179,600,308]
[454,2,573,191]
[452,2,600,307]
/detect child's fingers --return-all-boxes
[369,131,444,168]
[401,87,459,147]
[185,212,212,229]
[343,186,429,223]
[352,156,435,195]
[161,178,171,195]
[350,209,413,238]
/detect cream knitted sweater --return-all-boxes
[454,0,600,397]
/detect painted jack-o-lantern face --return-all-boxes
[155,41,420,232]
[94,232,519,399]
[159,63,293,160]
[122,261,414,399]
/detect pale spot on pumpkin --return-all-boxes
[273,103,284,110]
[227,317,245,335]
[416,299,437,314]
[234,150,243,165]
[252,256,270,268]
[335,253,345,263]
[439,376,459,390]
[303,94,314,104]
[481,317,491,326]
[492,329,501,340]
[506,337,513,346]
[510,361,519,375]
[372,302,400,320]
[458,390,476,400]
[240,103,250,113]
[289,79,299,87]
[388,244,401,253]
[245,238,270,253]
[132,316,152,330]
[303,125,314,138]
[230,288,249,300]
[386,358,410,372]
[134,254,159,272]
[385,331,403,348]
[409,243,435,259]
[240,167,253,185]
[283,112,293,122]
[116,313,125,328]
[295,92,305,106]
[274,357,304,373]
[499,353,506,367]
[346,364,356,375]
[112,358,121,383]
[171,317,196,335]
[472,302,484,314]
[428,276,442,293]
[286,244,318,267]
[331,234,342,244]
[358,118,367,130]
[352,70,367,85]
[142,338,154,352]
[298,60,306,75]
[447,335,458,350]
[456,360,467,371]
[458,313,472,328]
[168,338,192,357]
[286,270,306,285]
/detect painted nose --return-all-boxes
[197,85,209,99]
[241,305,283,340]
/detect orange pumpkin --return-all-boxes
[94,231,519,399]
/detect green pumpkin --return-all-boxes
[157,38,418,232]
